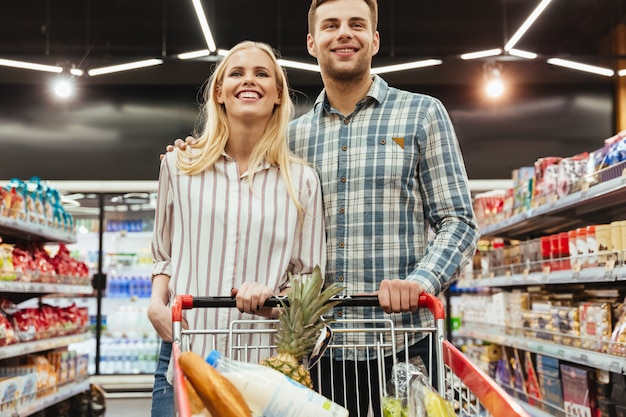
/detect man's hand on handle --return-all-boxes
[377,279,424,314]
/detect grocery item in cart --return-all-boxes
[179,350,250,417]
[260,266,344,389]
[206,349,349,417]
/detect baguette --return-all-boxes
[179,351,251,417]
[185,379,212,416]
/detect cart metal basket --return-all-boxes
[171,293,530,417]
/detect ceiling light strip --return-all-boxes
[191,0,217,52]
[371,59,443,74]
[547,58,614,77]
[460,49,502,60]
[278,59,320,72]
[505,0,553,51]
[178,49,211,60]
[0,58,62,73]
[87,59,164,76]
[508,49,538,59]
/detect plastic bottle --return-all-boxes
[205,350,348,417]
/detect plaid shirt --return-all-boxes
[289,76,479,357]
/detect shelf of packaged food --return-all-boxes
[0,281,93,295]
[0,216,76,244]
[457,324,626,375]
[0,331,92,361]
[480,174,626,240]
[0,378,90,417]
[459,265,624,288]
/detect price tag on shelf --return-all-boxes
[571,262,581,273]
[605,259,616,271]
[522,268,530,276]
[542,265,551,275]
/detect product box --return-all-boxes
[0,376,19,412]
[560,364,596,417]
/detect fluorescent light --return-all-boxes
[192,0,217,52]
[0,58,62,73]
[508,49,537,59]
[547,58,614,77]
[178,49,211,60]
[70,68,84,76]
[87,59,164,76]
[371,59,443,74]
[278,59,320,72]
[217,49,230,57]
[505,0,553,51]
[460,49,502,60]
[619,69,626,76]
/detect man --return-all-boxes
[167,0,479,414]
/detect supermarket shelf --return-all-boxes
[480,174,626,239]
[90,374,154,393]
[0,216,76,244]
[0,332,92,360]
[0,281,93,295]
[0,378,90,417]
[461,265,622,288]
[458,325,626,375]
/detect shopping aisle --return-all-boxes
[106,396,151,417]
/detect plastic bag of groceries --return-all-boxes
[382,362,455,417]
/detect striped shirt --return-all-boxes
[289,76,479,356]
[151,149,326,361]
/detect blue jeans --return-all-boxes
[151,341,175,417]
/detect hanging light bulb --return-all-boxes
[54,79,73,98]
[484,64,504,98]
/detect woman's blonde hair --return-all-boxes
[176,40,306,214]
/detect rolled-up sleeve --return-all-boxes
[151,154,175,279]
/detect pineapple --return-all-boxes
[261,265,344,388]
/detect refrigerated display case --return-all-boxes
[56,185,160,385]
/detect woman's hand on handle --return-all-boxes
[377,279,424,314]
[232,283,282,317]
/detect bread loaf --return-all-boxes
[179,351,251,417]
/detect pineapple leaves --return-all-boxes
[274,265,346,359]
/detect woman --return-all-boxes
[148,41,326,417]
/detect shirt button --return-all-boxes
[380,139,386,145]
[341,145,348,151]
[337,310,343,317]
[341,177,347,183]
[343,118,350,125]
[338,275,344,282]
[339,207,345,214]
[339,242,345,248]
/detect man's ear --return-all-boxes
[372,30,380,56]
[306,33,317,58]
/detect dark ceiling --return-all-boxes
[0,0,625,87]
[0,0,624,182]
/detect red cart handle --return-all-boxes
[172,293,445,322]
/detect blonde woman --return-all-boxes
[148,41,326,417]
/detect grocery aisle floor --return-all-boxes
[106,396,152,417]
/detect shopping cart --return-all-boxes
[171,293,531,417]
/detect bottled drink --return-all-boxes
[206,350,348,417]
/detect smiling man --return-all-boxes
[288,0,480,415]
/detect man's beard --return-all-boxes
[321,54,371,82]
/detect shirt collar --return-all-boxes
[313,74,389,112]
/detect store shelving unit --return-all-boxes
[457,172,626,414]
[0,218,93,417]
